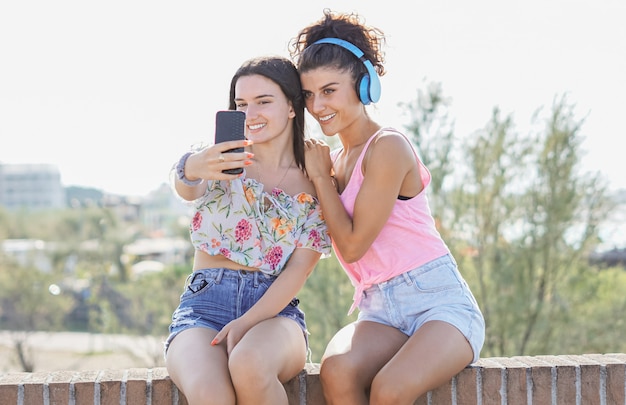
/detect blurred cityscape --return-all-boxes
[2,162,625,273]
[0,162,193,276]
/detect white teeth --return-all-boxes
[248,123,265,130]
[319,113,335,122]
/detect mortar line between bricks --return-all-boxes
[526,367,532,405]
[95,370,104,405]
[43,373,51,405]
[451,375,457,405]
[600,365,607,405]
[298,369,306,405]
[18,382,24,405]
[575,366,581,405]
[501,367,507,405]
[147,368,153,405]
[171,381,179,405]
[476,367,483,405]
[551,366,557,405]
[120,369,128,405]
[68,372,77,405]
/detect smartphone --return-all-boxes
[214,110,246,174]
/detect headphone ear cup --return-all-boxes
[368,73,381,104]
[357,73,372,105]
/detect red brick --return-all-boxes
[284,369,302,405]
[493,357,529,404]
[477,358,504,405]
[429,378,452,403]
[605,362,626,405]
[455,366,478,405]
[581,354,626,405]
[412,392,428,405]
[72,370,99,405]
[22,371,49,404]
[567,355,602,405]
[0,372,29,405]
[152,367,178,405]
[514,356,556,403]
[97,369,125,405]
[125,368,148,405]
[303,363,325,405]
[47,370,74,404]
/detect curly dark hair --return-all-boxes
[289,9,386,80]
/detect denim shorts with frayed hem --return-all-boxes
[356,254,485,363]
[164,268,307,356]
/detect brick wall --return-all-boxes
[1,354,625,404]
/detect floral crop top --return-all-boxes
[187,174,331,276]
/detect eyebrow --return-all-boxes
[234,94,275,102]
[304,82,340,92]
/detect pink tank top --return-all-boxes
[333,128,450,314]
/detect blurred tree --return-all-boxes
[298,254,357,363]
[403,87,615,357]
[0,253,73,370]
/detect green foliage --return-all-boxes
[299,254,357,362]
[0,256,73,332]
[404,86,618,358]
[82,265,188,337]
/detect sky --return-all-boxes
[1,0,625,198]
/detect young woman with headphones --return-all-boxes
[290,10,485,405]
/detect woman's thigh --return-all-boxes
[165,327,235,402]
[321,321,408,385]
[230,316,307,383]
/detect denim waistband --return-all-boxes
[185,267,275,289]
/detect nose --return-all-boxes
[244,104,258,121]
[308,94,325,115]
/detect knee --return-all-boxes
[180,380,235,405]
[228,346,270,388]
[320,354,358,390]
[369,377,407,405]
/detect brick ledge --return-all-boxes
[1,354,625,404]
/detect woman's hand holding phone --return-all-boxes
[214,110,248,174]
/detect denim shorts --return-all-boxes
[164,268,307,354]
[357,254,485,363]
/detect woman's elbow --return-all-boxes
[339,246,367,263]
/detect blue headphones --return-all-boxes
[312,38,381,105]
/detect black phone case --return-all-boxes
[214,110,246,174]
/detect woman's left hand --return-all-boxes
[211,317,254,355]
[304,139,333,181]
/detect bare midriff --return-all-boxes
[192,250,260,272]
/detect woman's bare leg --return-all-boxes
[166,328,235,405]
[369,320,474,405]
[320,321,408,405]
[228,316,307,405]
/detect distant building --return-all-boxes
[0,163,65,210]
[1,239,54,272]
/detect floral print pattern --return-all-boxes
[189,176,331,275]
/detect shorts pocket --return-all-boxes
[180,273,216,301]
[408,262,462,293]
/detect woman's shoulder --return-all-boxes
[369,127,415,154]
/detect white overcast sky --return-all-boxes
[1,0,625,197]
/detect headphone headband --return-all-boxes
[312,38,381,105]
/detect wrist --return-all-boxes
[311,175,337,189]
[176,152,203,186]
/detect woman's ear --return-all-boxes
[288,105,296,119]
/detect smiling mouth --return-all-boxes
[248,123,266,130]
[319,113,336,122]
